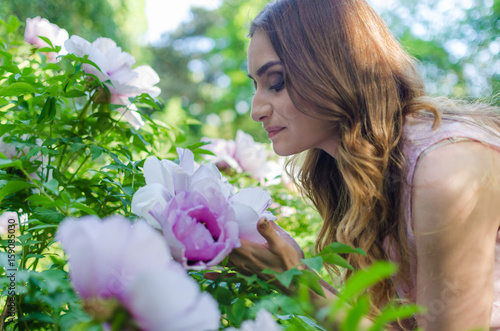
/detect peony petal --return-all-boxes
[129,65,161,97]
[114,104,145,129]
[124,267,220,331]
[235,130,268,173]
[143,157,175,195]
[231,187,272,214]
[131,183,172,218]
[56,215,172,300]
[176,147,196,174]
[230,201,269,244]
[150,191,240,269]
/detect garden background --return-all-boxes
[0,0,499,330]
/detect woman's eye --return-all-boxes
[270,78,284,92]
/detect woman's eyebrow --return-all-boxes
[248,60,283,79]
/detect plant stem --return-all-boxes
[65,153,90,186]
[0,297,10,330]
[65,106,125,187]
[57,97,93,171]
[19,168,68,217]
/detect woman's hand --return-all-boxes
[228,218,304,279]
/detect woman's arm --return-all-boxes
[411,141,500,331]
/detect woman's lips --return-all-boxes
[265,126,285,138]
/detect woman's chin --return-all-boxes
[272,144,302,157]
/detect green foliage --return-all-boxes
[0,14,181,329]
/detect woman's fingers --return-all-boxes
[257,218,286,250]
[257,218,301,269]
[270,221,305,259]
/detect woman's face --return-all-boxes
[247,29,339,157]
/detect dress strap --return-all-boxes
[419,137,477,159]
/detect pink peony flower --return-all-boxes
[200,137,239,170]
[64,36,160,129]
[227,310,282,331]
[202,130,282,184]
[132,148,277,249]
[24,17,68,62]
[132,147,233,228]
[149,190,240,270]
[57,215,221,330]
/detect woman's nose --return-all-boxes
[251,93,272,122]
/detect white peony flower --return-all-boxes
[24,16,69,62]
[64,36,161,129]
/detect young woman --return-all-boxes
[228,0,500,329]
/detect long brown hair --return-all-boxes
[249,0,437,312]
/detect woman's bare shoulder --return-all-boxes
[411,140,500,231]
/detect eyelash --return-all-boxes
[270,78,284,92]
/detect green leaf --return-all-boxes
[0,65,20,74]
[0,158,22,170]
[37,36,54,48]
[63,90,86,98]
[69,201,97,215]
[25,146,42,159]
[25,194,56,206]
[229,299,246,325]
[0,82,35,96]
[63,54,103,73]
[90,145,104,160]
[340,261,398,300]
[301,256,324,273]
[298,269,325,297]
[262,267,302,288]
[42,178,59,195]
[70,143,86,153]
[5,15,22,34]
[26,224,58,232]
[211,286,233,305]
[32,208,65,224]
[319,242,366,256]
[0,180,34,204]
[369,303,424,331]
[0,123,16,137]
[136,93,160,110]
[322,253,354,271]
[37,96,56,124]
[296,315,327,331]
[341,295,370,331]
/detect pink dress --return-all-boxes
[396,115,500,329]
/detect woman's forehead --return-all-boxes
[247,30,281,74]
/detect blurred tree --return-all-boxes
[369,0,499,99]
[0,0,147,61]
